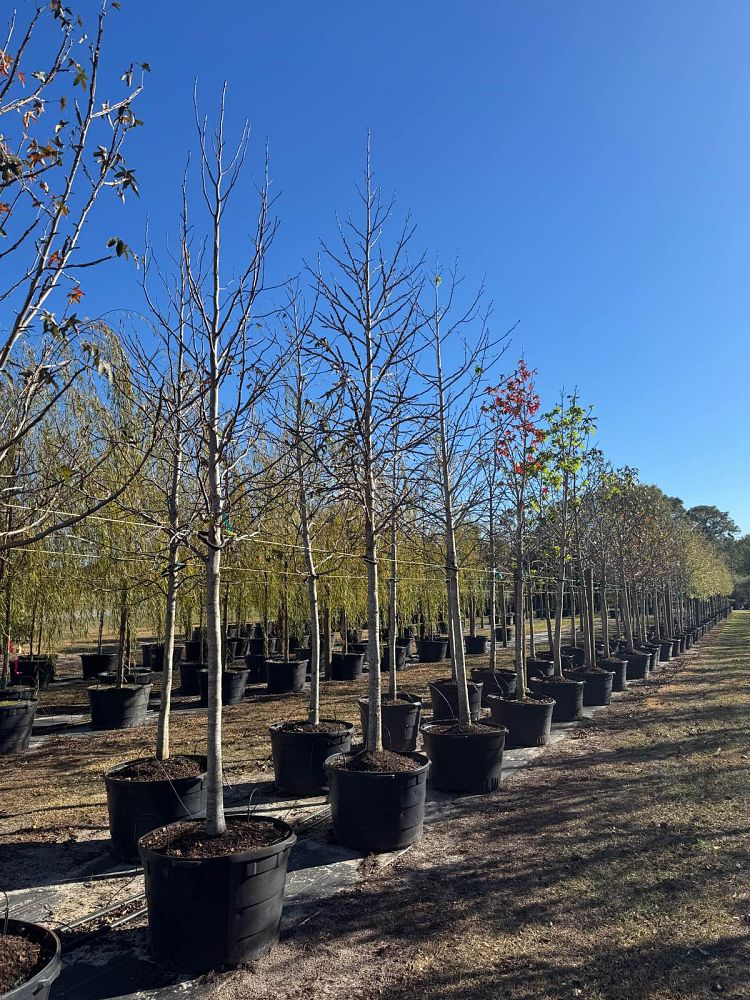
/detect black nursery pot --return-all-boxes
[526,657,554,679]
[1,918,61,999]
[81,651,118,680]
[421,720,507,795]
[325,753,429,853]
[244,652,267,683]
[198,668,249,706]
[487,695,554,748]
[269,720,353,796]
[528,677,584,722]
[560,645,586,668]
[464,635,489,656]
[416,638,449,663]
[600,657,628,693]
[104,756,208,861]
[184,639,207,663]
[566,668,615,706]
[358,695,423,752]
[469,667,517,703]
[642,643,661,671]
[88,684,152,731]
[0,698,38,754]
[428,679,483,722]
[658,639,673,662]
[266,659,307,694]
[139,816,296,973]
[13,655,55,689]
[149,644,184,672]
[623,650,650,680]
[179,660,202,696]
[380,644,409,673]
[330,651,365,681]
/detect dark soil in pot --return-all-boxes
[325,750,429,853]
[0,698,38,754]
[464,635,488,656]
[198,668,249,706]
[428,678,482,721]
[487,695,554,748]
[416,638,448,663]
[470,667,517,703]
[528,676,584,721]
[80,651,118,680]
[330,651,364,681]
[421,720,507,794]
[266,659,307,694]
[104,755,208,861]
[138,816,296,972]
[600,657,628,692]
[358,695,422,752]
[0,918,61,998]
[88,684,151,731]
[269,719,353,796]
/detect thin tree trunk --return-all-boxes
[488,493,497,672]
[116,588,127,687]
[599,571,610,658]
[499,582,508,648]
[545,589,553,650]
[526,576,536,659]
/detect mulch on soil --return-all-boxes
[140,817,288,858]
[330,749,424,773]
[113,755,204,782]
[0,933,43,995]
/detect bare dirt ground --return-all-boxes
[207,614,750,1000]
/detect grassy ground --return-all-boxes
[210,612,750,1000]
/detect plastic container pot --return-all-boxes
[139,816,296,972]
[269,720,353,796]
[104,755,208,861]
[325,753,429,853]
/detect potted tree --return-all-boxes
[268,291,353,796]
[418,271,508,794]
[315,149,430,851]
[481,361,556,748]
[137,96,295,973]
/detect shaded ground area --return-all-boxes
[213,614,750,1000]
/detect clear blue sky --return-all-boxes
[76,1,750,532]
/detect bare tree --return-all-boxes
[311,143,425,754]
[179,88,281,835]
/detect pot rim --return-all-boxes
[138,814,296,866]
[420,720,509,738]
[104,753,208,784]
[325,750,429,778]
[269,718,354,736]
